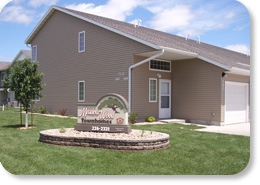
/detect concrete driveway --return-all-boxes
[195,122,250,136]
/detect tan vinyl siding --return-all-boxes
[172,59,223,124]
[31,11,154,116]
[131,56,171,121]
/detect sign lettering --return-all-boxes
[75,93,131,133]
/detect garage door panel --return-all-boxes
[225,81,248,124]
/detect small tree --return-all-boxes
[4,59,45,128]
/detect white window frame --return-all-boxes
[149,59,171,72]
[149,78,157,102]
[78,31,85,53]
[32,45,37,62]
[78,81,85,102]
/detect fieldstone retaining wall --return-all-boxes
[39,129,170,151]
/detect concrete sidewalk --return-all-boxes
[135,121,250,137]
[195,122,250,136]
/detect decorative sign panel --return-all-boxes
[74,93,131,133]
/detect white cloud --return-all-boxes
[0,5,34,25]
[28,0,59,8]
[0,0,59,25]
[147,5,194,32]
[65,0,146,21]
[142,0,247,38]
[225,44,250,55]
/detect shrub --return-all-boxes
[145,116,155,122]
[129,111,138,124]
[39,106,46,114]
[59,108,67,116]
[59,127,66,133]
[32,108,37,113]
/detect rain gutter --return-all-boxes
[128,49,164,112]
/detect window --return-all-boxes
[33,93,40,101]
[78,81,85,102]
[150,59,171,72]
[32,45,37,61]
[1,73,4,86]
[78,31,85,52]
[149,78,157,102]
[1,72,4,80]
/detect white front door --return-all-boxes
[159,79,171,119]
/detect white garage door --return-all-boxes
[225,81,249,125]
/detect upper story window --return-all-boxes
[78,31,85,53]
[150,59,171,72]
[32,45,37,61]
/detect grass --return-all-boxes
[0,107,250,175]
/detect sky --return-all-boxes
[0,0,251,62]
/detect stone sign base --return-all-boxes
[74,123,132,134]
[39,128,170,151]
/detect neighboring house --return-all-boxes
[12,49,31,63]
[24,6,250,126]
[0,61,11,106]
[9,50,32,107]
[0,50,31,107]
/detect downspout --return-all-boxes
[128,49,164,112]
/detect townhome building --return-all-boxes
[25,6,250,125]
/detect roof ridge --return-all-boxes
[58,6,249,57]
[25,5,250,71]
[58,6,194,43]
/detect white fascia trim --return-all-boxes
[160,46,198,58]
[25,6,55,44]
[197,55,231,71]
[25,6,161,50]
[225,67,250,76]
[161,46,231,71]
[11,50,23,64]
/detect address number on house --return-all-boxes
[92,126,110,131]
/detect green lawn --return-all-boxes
[0,107,250,175]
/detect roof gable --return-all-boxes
[12,49,31,63]
[25,6,160,50]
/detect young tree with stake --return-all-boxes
[4,59,45,128]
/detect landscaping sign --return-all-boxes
[74,93,131,133]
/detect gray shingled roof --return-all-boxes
[26,6,250,71]
[21,50,31,58]
[60,7,250,71]
[0,61,10,71]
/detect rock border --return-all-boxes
[39,128,170,151]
